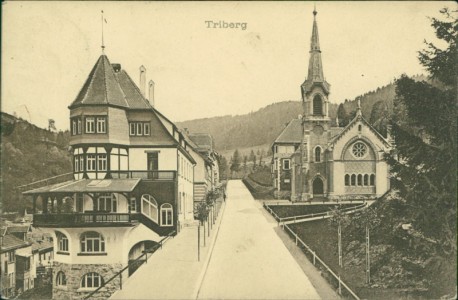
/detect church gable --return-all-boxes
[330,117,390,161]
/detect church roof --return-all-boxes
[329,114,390,147]
[274,118,303,144]
[69,55,152,110]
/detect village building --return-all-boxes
[21,52,219,299]
[0,226,40,298]
[272,9,391,201]
[187,133,220,208]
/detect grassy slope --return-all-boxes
[287,195,456,299]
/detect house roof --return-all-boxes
[31,240,53,253]
[188,134,214,151]
[23,179,141,195]
[69,55,152,110]
[0,234,30,252]
[274,119,303,144]
[6,226,30,234]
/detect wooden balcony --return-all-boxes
[33,212,140,228]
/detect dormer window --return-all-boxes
[97,117,106,133]
[71,117,82,136]
[129,122,151,136]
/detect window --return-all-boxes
[56,272,67,286]
[72,120,77,135]
[80,232,105,253]
[364,174,369,186]
[74,156,79,172]
[144,123,150,135]
[97,154,107,171]
[141,194,158,223]
[77,119,82,134]
[370,174,375,186]
[79,156,85,172]
[87,155,96,171]
[97,194,117,212]
[85,117,95,133]
[160,203,173,226]
[80,272,103,289]
[313,94,323,115]
[357,174,362,186]
[7,251,14,263]
[345,174,350,186]
[96,117,106,133]
[282,159,291,170]
[130,197,137,212]
[351,174,356,186]
[315,147,321,162]
[129,122,150,136]
[352,142,367,158]
[56,232,69,252]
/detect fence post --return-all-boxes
[120,272,123,290]
[338,274,342,295]
[295,233,298,245]
[313,251,316,265]
[145,252,148,264]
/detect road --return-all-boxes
[196,180,321,299]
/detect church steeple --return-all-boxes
[307,8,325,84]
[301,7,330,119]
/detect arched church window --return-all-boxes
[370,174,375,186]
[344,174,350,186]
[315,147,321,162]
[364,174,369,186]
[357,174,362,186]
[351,174,356,186]
[313,95,323,115]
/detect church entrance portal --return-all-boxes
[312,177,324,196]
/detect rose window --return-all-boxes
[352,142,367,158]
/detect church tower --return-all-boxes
[300,8,332,200]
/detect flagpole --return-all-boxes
[101,10,105,53]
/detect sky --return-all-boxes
[2,1,453,131]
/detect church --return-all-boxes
[272,9,391,201]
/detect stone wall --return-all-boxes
[52,262,123,300]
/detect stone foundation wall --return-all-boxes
[52,262,124,300]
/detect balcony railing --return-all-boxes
[33,212,139,227]
[110,170,176,180]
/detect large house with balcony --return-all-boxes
[272,9,391,201]
[22,54,198,299]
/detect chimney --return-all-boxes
[149,80,155,107]
[139,65,146,97]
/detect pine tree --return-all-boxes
[387,8,457,257]
[230,149,241,173]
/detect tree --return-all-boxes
[387,8,457,257]
[230,149,241,174]
[218,154,228,180]
[243,155,247,169]
[249,150,255,164]
[337,103,348,127]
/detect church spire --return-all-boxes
[307,7,324,82]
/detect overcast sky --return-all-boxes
[2,1,452,130]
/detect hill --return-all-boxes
[1,112,72,212]
[178,75,428,156]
